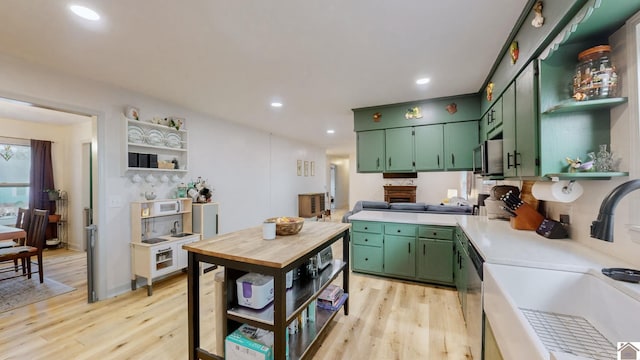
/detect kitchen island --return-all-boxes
[183,221,351,360]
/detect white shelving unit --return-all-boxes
[123,114,189,174]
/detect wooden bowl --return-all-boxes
[266,217,305,236]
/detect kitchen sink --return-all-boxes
[170,232,193,238]
[484,263,640,360]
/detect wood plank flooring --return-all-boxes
[1,230,471,359]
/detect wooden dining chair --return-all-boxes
[0,209,49,283]
[12,208,31,271]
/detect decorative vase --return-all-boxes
[595,144,612,172]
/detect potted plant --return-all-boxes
[44,189,60,201]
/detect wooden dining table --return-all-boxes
[0,224,26,248]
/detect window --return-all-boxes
[0,139,30,225]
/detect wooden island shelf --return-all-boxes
[184,221,351,360]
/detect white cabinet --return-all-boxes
[174,235,199,269]
[192,202,219,240]
[123,114,189,174]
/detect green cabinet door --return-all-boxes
[487,96,503,140]
[479,111,488,143]
[352,244,383,274]
[502,81,517,177]
[414,124,444,171]
[385,127,414,171]
[444,121,479,170]
[515,61,539,177]
[416,238,453,284]
[383,234,415,278]
[357,130,385,172]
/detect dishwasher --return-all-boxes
[466,240,484,360]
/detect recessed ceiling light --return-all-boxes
[271,102,283,108]
[70,5,100,21]
[416,78,430,85]
[326,129,335,134]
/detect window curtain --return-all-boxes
[29,139,55,214]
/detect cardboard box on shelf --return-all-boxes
[225,324,274,360]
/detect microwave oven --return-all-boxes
[153,200,182,216]
[473,140,503,175]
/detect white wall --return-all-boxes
[0,53,326,299]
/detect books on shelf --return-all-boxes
[317,284,348,311]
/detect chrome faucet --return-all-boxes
[171,220,180,235]
[591,179,640,242]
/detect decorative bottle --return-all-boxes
[595,144,612,172]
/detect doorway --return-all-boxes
[0,96,97,300]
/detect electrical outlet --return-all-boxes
[559,214,570,224]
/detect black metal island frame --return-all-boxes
[183,221,351,360]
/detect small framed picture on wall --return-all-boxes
[304,161,309,176]
[297,160,302,176]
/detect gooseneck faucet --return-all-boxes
[171,220,180,235]
[591,179,640,242]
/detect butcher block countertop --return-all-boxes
[183,221,350,268]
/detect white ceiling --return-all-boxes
[0,0,529,155]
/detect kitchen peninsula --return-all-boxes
[183,221,351,360]
[349,210,640,359]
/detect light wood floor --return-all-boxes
[1,222,471,359]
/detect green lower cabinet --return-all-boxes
[350,221,455,285]
[383,234,415,278]
[416,238,453,284]
[352,244,383,273]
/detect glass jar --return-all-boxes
[573,45,618,101]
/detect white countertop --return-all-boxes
[348,210,640,299]
[348,210,459,226]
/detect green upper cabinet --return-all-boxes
[353,94,481,132]
[357,130,385,172]
[444,121,479,170]
[414,124,444,171]
[502,81,517,177]
[514,61,539,177]
[385,127,415,172]
[502,61,539,178]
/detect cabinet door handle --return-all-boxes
[376,158,380,168]
[397,229,401,233]
[365,257,369,261]
[432,232,437,236]
[423,244,426,255]
[408,243,411,253]
[388,157,392,167]
[364,227,368,230]
[451,154,455,166]
[437,154,440,167]
[364,238,368,242]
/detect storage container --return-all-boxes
[236,273,274,309]
[573,45,618,100]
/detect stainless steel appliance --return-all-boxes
[473,139,503,176]
[466,241,484,360]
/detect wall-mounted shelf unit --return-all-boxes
[123,114,189,174]
[536,0,640,176]
[542,97,628,115]
[545,171,629,181]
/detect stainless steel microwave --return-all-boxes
[473,140,503,175]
